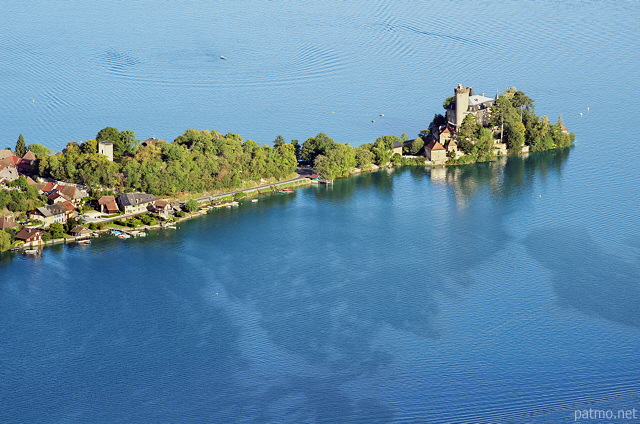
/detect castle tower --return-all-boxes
[98,141,113,161]
[454,83,471,128]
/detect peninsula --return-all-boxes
[0,85,574,253]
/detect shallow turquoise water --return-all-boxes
[1,1,639,422]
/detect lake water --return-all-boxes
[1,1,639,423]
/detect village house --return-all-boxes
[57,184,87,205]
[116,192,158,215]
[0,149,14,160]
[425,140,447,164]
[15,227,43,243]
[0,165,19,183]
[0,155,21,168]
[17,151,36,173]
[29,204,68,227]
[98,195,119,214]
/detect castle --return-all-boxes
[425,84,499,164]
[446,83,494,129]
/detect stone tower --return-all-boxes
[454,83,471,128]
[98,141,114,161]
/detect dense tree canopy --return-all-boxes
[300,133,335,164]
[451,87,574,162]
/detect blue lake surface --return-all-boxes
[1,1,639,423]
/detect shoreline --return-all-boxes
[7,148,571,256]
[12,176,314,253]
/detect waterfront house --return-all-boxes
[15,227,43,243]
[69,225,92,237]
[425,140,447,163]
[98,195,119,214]
[0,215,19,230]
[153,200,174,217]
[29,204,68,227]
[117,192,158,215]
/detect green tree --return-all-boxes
[313,143,356,180]
[273,135,286,148]
[49,222,65,239]
[443,96,455,110]
[458,114,480,141]
[0,230,12,252]
[300,133,335,164]
[15,134,27,157]
[28,143,53,159]
[96,127,120,145]
[406,138,425,155]
[291,139,301,161]
[372,135,398,166]
[505,121,526,154]
[185,199,199,212]
[81,139,98,154]
[355,145,375,169]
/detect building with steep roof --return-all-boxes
[0,215,19,230]
[0,149,14,160]
[98,195,119,214]
[117,192,158,215]
[425,140,447,163]
[15,227,43,243]
[29,204,68,227]
[22,150,36,161]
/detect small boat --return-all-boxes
[220,56,228,60]
[251,199,258,203]
[166,225,177,229]
[77,239,91,245]
[229,201,239,206]
[279,189,294,194]
[24,249,40,255]
[118,233,131,239]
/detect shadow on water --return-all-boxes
[216,150,574,421]
[525,226,640,329]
